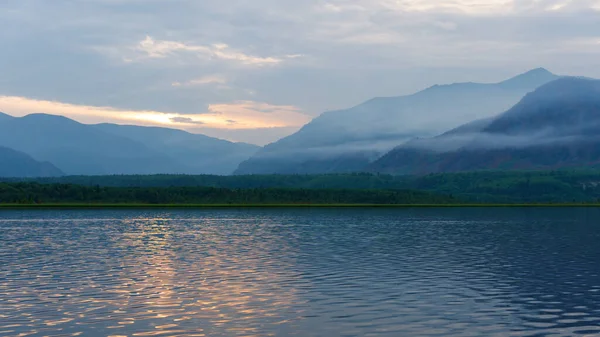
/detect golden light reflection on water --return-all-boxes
[0,216,301,337]
[106,218,299,336]
[6,210,600,336]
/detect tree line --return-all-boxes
[4,169,600,203]
[0,182,456,205]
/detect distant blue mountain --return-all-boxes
[94,124,259,175]
[0,146,63,177]
[370,77,600,174]
[0,113,259,176]
[235,68,560,175]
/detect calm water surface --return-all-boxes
[1,208,600,336]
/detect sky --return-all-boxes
[1,0,599,145]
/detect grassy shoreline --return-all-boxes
[2,203,600,209]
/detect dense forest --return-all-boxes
[3,170,600,204]
[0,173,409,189]
[407,170,600,203]
[0,182,455,205]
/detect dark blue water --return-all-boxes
[1,208,600,336]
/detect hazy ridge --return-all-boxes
[0,146,64,177]
[0,113,259,176]
[235,68,560,175]
[4,68,600,179]
[370,77,600,174]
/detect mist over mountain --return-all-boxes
[235,68,560,175]
[5,69,594,178]
[370,77,600,174]
[0,146,64,177]
[481,77,600,138]
[0,113,259,175]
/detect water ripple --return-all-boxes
[1,208,600,336]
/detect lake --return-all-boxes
[1,208,600,336]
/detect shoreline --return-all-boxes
[2,203,600,209]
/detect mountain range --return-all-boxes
[234,68,560,175]
[0,112,259,176]
[370,77,600,174]
[93,124,259,175]
[3,68,600,178]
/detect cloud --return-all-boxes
[254,137,415,160]
[374,0,514,15]
[170,117,205,125]
[323,0,600,15]
[0,96,312,143]
[172,74,229,87]
[1,0,600,146]
[129,36,288,67]
[206,101,311,128]
[405,130,600,155]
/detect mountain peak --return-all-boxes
[522,67,553,76]
[416,68,557,95]
[18,113,84,127]
[23,113,73,120]
[499,68,559,90]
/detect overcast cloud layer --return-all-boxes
[1,0,599,144]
